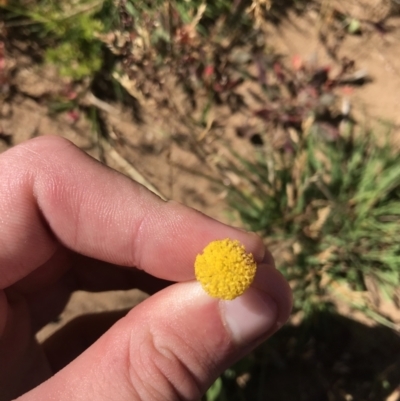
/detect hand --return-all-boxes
[0,136,292,401]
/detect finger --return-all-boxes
[16,264,292,401]
[0,136,265,288]
[40,265,292,374]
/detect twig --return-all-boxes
[99,137,167,201]
[85,92,167,200]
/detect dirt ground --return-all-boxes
[1,4,400,400]
[266,7,400,142]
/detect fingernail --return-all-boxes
[248,234,266,263]
[220,288,278,345]
[261,248,276,268]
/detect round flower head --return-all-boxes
[194,238,257,300]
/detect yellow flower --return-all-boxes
[194,238,257,300]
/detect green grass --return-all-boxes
[2,0,114,79]
[227,123,400,328]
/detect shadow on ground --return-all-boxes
[267,0,309,24]
[223,311,400,401]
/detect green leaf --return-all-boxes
[206,377,223,401]
[348,18,361,34]
[125,1,136,17]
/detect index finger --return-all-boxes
[0,136,265,288]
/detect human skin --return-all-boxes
[0,136,292,401]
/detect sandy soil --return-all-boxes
[266,8,400,141]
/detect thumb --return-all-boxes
[17,265,291,401]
